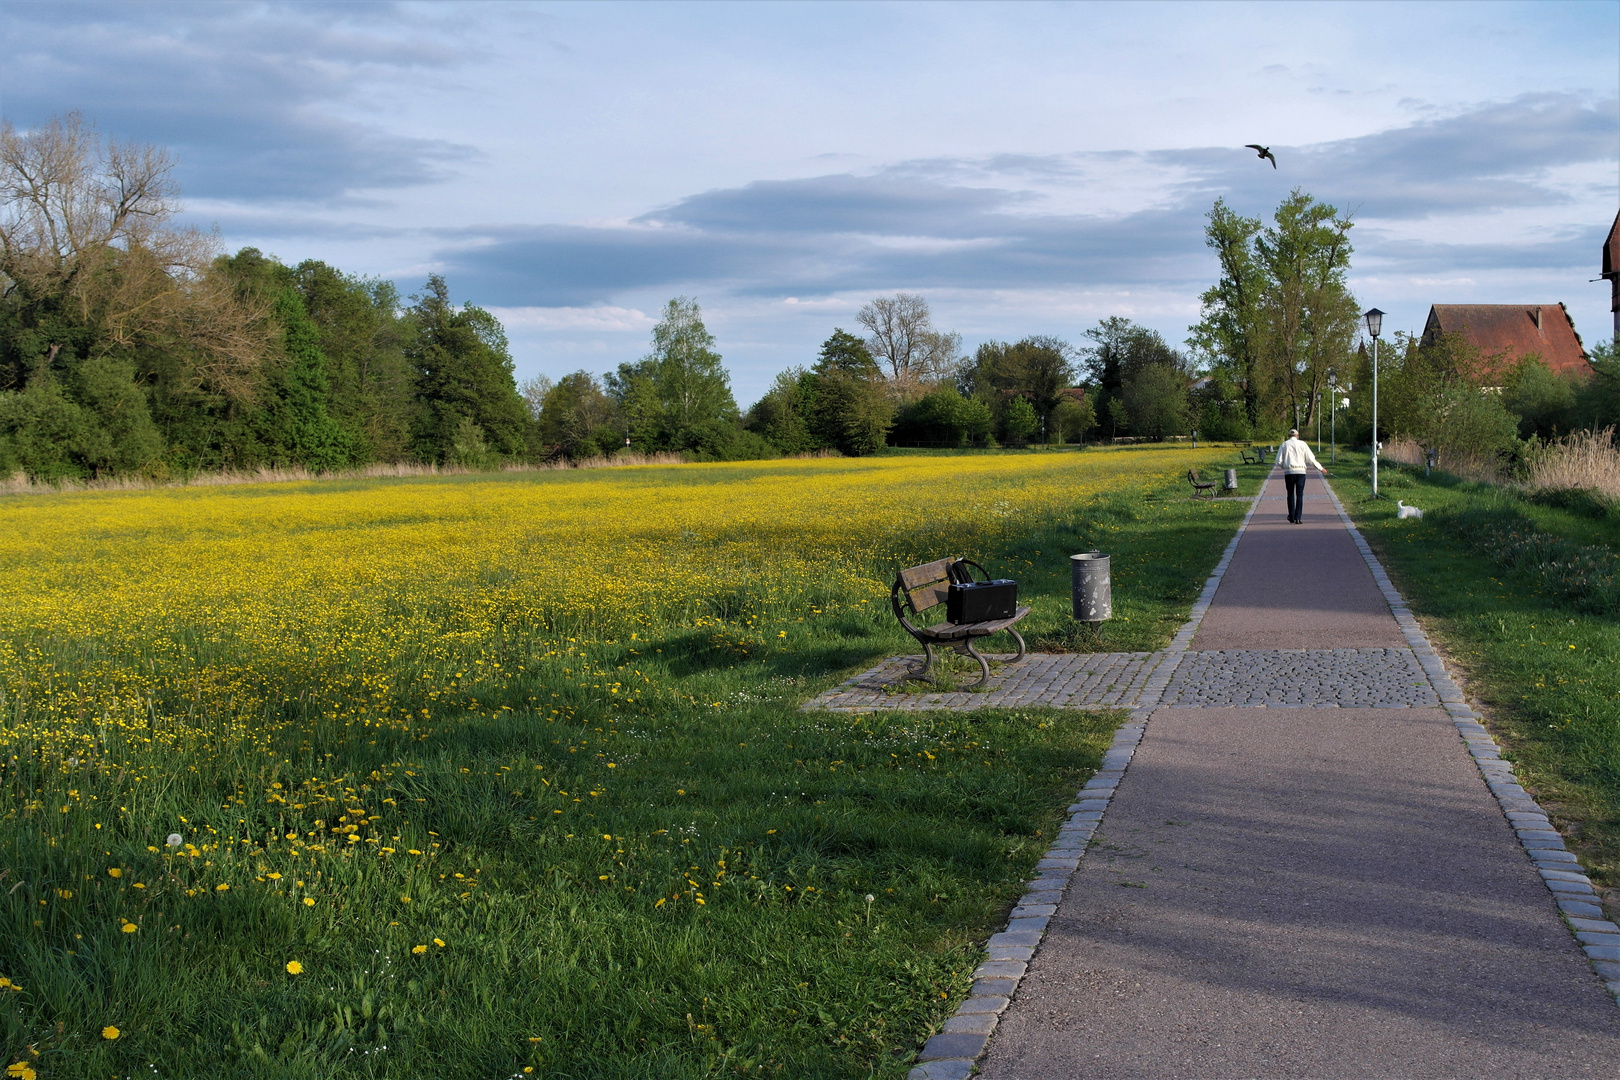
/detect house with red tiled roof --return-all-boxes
[1602,207,1619,338]
[1420,303,1590,383]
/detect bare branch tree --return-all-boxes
[0,112,270,398]
[856,293,963,396]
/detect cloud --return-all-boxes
[1,1,480,201]
[485,306,656,332]
[434,92,1615,311]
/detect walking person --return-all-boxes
[1278,428,1329,524]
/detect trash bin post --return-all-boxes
[1071,551,1112,625]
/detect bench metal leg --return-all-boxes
[957,637,993,689]
[1007,626,1027,663]
[904,641,937,683]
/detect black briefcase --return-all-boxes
[947,579,1018,623]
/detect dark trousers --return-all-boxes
[1284,472,1307,522]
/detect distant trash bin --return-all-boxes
[1071,551,1111,624]
[1224,468,1238,492]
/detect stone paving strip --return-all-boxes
[1160,647,1439,708]
[904,473,1619,1079]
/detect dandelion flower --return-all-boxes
[407,849,422,856]
[107,868,121,878]
[101,1026,120,1040]
[302,898,315,907]
[215,883,230,892]
[411,944,427,955]
[6,1062,37,1079]
[267,872,282,880]
[165,834,182,847]
[285,961,303,975]
[119,922,137,934]
[433,938,445,948]
[865,894,875,903]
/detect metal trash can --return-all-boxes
[1224,468,1238,491]
[1071,551,1111,624]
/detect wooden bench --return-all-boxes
[1187,469,1217,498]
[891,558,1030,688]
[1238,449,1257,465]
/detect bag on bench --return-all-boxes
[947,578,1019,622]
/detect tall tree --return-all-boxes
[1188,199,1265,428]
[1190,191,1356,433]
[1081,319,1183,438]
[649,297,735,430]
[405,275,529,464]
[856,293,961,392]
[1253,191,1356,430]
[811,329,892,455]
[293,260,415,462]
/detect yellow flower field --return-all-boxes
[0,448,1198,767]
[0,446,1239,1076]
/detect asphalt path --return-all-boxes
[977,471,1620,1078]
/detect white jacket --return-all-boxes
[1276,437,1323,474]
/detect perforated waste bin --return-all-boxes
[1071,551,1111,624]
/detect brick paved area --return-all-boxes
[805,650,1162,713]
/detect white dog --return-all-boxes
[1396,500,1423,520]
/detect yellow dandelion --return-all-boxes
[120,922,137,933]
[215,883,230,892]
[267,872,282,880]
[101,1026,120,1040]
[107,868,121,878]
[285,960,303,975]
[433,938,445,948]
[412,944,427,955]
[302,897,315,907]
[407,849,422,856]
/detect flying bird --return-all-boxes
[1245,144,1277,168]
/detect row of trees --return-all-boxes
[8,115,1610,480]
[0,115,537,480]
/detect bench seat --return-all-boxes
[908,607,1032,642]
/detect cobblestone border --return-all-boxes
[1320,481,1620,1007]
[906,483,1268,1079]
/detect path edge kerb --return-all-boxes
[906,480,1270,1079]
[1320,480,1620,1008]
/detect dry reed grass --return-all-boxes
[1523,427,1620,502]
[0,450,692,497]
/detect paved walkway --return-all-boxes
[899,470,1620,1079]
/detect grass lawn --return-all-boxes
[0,447,1251,1079]
[1327,454,1620,920]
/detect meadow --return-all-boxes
[1328,457,1620,917]
[0,447,1251,1079]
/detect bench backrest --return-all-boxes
[897,557,958,614]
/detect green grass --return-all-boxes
[0,450,1256,1079]
[1327,455,1620,918]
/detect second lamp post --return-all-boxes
[1364,307,1384,498]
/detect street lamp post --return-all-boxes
[1327,371,1338,464]
[1364,308,1385,498]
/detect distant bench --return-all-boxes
[891,558,1029,688]
[1187,469,1217,498]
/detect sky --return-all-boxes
[3,0,1617,405]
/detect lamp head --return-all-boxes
[1327,371,1338,388]
[1363,307,1385,338]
